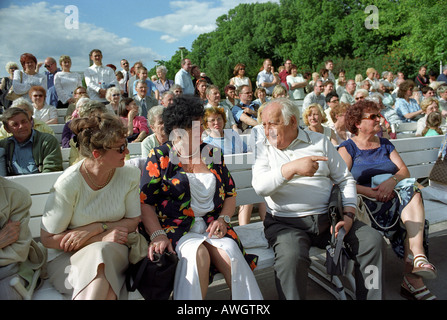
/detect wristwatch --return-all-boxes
[101,223,108,232]
[343,212,355,220]
[219,215,231,224]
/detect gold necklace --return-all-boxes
[83,161,114,189]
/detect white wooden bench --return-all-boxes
[392,122,418,139]
[48,124,65,144]
[391,135,443,184]
[391,135,447,233]
[6,136,446,300]
[57,108,67,124]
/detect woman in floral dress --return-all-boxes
[139,95,262,300]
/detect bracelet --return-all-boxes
[150,229,167,241]
[391,176,398,184]
[343,212,355,220]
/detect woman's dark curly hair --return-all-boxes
[344,100,379,135]
[162,95,204,136]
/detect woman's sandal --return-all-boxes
[400,276,437,300]
[412,254,437,279]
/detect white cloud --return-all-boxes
[137,0,279,43]
[0,2,163,76]
[161,35,179,43]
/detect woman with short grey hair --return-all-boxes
[140,105,167,157]
[0,62,19,109]
[154,65,174,97]
[105,86,121,115]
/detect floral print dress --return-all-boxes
[139,142,262,299]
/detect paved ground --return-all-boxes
[206,222,447,300]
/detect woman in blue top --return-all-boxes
[202,106,248,154]
[338,99,437,300]
[395,80,424,122]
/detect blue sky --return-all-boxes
[0,0,278,77]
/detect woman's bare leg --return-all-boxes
[73,263,116,300]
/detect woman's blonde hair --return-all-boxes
[302,103,327,126]
[59,55,71,65]
[272,85,288,99]
[420,97,439,113]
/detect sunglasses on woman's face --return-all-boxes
[361,113,381,121]
[107,141,128,153]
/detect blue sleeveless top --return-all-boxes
[339,138,398,187]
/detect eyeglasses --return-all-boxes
[355,96,366,101]
[106,141,128,154]
[241,91,252,95]
[112,94,121,97]
[207,118,223,123]
[361,113,381,121]
[32,94,44,98]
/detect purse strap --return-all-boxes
[332,227,347,265]
[358,192,401,230]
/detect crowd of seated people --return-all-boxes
[1,50,447,301]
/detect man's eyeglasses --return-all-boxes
[106,142,128,154]
[362,113,381,121]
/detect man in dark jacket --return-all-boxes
[0,107,62,176]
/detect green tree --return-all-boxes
[157,0,446,91]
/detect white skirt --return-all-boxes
[173,217,263,300]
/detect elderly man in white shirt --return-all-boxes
[174,58,194,95]
[251,98,383,300]
[84,49,119,103]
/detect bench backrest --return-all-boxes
[6,135,443,239]
[57,108,67,124]
[6,171,63,239]
[393,122,418,139]
[48,124,65,144]
[391,135,443,180]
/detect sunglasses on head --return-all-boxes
[362,113,381,121]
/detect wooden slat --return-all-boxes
[28,194,50,218]
[399,149,439,167]
[392,136,443,152]
[56,108,68,117]
[127,142,142,158]
[225,152,254,170]
[235,188,264,206]
[29,217,43,239]
[6,171,62,195]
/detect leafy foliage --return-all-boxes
[151,0,446,92]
